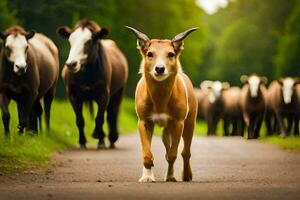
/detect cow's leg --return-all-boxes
[138,120,155,182]
[1,95,10,135]
[275,111,287,138]
[17,96,33,134]
[294,115,299,136]
[28,100,41,133]
[254,113,263,139]
[232,117,238,136]
[181,119,194,182]
[44,89,55,131]
[107,88,123,149]
[70,96,86,149]
[223,117,230,136]
[265,110,273,136]
[211,115,219,136]
[165,121,184,182]
[248,116,255,139]
[286,115,294,136]
[93,95,109,149]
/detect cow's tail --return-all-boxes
[85,101,94,119]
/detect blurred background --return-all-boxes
[1,0,299,98]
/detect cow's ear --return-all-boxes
[0,32,7,40]
[26,30,35,40]
[56,26,71,39]
[92,28,109,40]
[261,76,268,84]
[276,78,283,85]
[222,82,230,90]
[240,75,248,83]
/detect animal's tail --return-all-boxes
[85,101,94,119]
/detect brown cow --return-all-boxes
[126,26,198,182]
[57,19,128,149]
[0,26,59,134]
[222,86,244,136]
[266,78,300,137]
[200,80,229,136]
[194,87,206,119]
[240,74,267,139]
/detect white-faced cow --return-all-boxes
[266,77,300,137]
[240,74,267,139]
[57,19,128,149]
[0,26,59,134]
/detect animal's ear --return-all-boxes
[240,75,248,83]
[26,30,35,40]
[200,80,213,90]
[172,28,198,53]
[125,26,150,53]
[56,26,71,39]
[92,28,109,40]
[295,78,300,85]
[277,78,283,85]
[222,82,230,90]
[0,32,7,40]
[261,76,268,84]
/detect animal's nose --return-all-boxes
[155,65,165,75]
[16,64,28,73]
[66,61,77,69]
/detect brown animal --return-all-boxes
[266,78,300,137]
[194,87,206,119]
[57,19,128,149]
[222,86,244,136]
[0,26,59,134]
[200,80,229,136]
[126,26,198,182]
[240,74,267,139]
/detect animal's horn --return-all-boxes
[125,26,149,43]
[172,28,198,51]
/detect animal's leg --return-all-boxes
[70,96,86,149]
[107,88,123,148]
[275,111,287,138]
[294,115,299,136]
[28,101,41,133]
[286,115,293,136]
[17,96,33,134]
[223,117,230,136]
[138,120,155,182]
[93,96,109,149]
[254,114,263,139]
[44,90,54,131]
[1,95,10,135]
[232,118,238,136]
[165,121,184,182]
[181,119,194,181]
[247,116,255,139]
[265,111,273,136]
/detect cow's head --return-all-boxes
[277,77,300,104]
[0,26,35,75]
[240,74,267,98]
[201,80,230,103]
[57,19,109,73]
[126,26,197,81]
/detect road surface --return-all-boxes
[0,134,300,200]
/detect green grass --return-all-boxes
[0,98,137,173]
[261,136,300,151]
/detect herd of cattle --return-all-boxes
[0,19,299,149]
[195,74,300,138]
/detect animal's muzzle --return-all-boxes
[155,65,165,75]
[66,61,77,69]
[15,64,28,74]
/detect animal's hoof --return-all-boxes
[80,144,87,149]
[109,143,116,149]
[139,175,155,183]
[97,141,106,149]
[165,177,177,182]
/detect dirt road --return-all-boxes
[0,134,300,200]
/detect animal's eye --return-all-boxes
[146,52,153,59]
[5,46,11,55]
[168,52,175,59]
